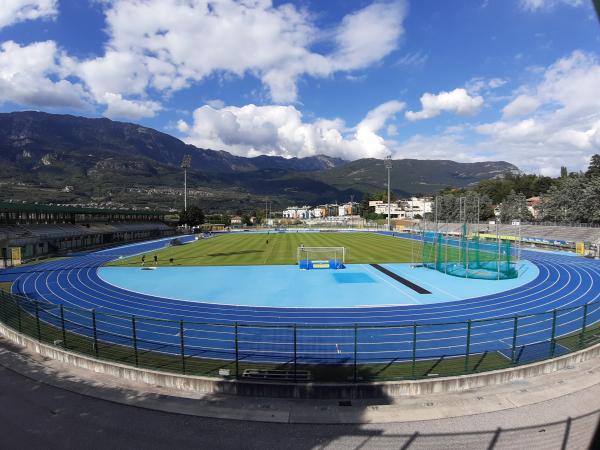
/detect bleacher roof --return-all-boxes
[0,202,166,216]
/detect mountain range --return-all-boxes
[0,111,520,212]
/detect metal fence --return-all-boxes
[0,289,599,383]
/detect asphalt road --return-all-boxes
[1,361,599,450]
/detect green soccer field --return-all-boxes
[107,232,422,267]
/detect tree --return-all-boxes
[499,191,531,223]
[585,154,600,178]
[179,206,204,226]
[430,192,493,222]
[560,166,568,178]
[542,175,586,222]
[360,193,374,218]
[371,191,396,202]
[582,176,600,223]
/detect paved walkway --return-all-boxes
[0,336,598,449]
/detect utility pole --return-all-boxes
[350,194,354,229]
[385,155,393,231]
[181,155,192,212]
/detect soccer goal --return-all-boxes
[297,247,346,270]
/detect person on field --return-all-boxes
[153,254,158,265]
[141,255,145,266]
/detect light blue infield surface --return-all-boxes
[98,260,539,308]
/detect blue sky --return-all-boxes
[0,0,599,174]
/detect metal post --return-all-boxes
[476,195,480,236]
[464,320,472,372]
[445,224,448,274]
[353,324,358,383]
[0,292,5,324]
[579,303,588,349]
[458,197,463,265]
[497,221,501,280]
[179,320,186,374]
[293,325,297,383]
[465,228,470,278]
[132,316,139,367]
[411,323,417,379]
[385,155,393,231]
[16,296,22,333]
[550,310,557,357]
[35,302,41,342]
[92,309,99,357]
[181,155,191,212]
[60,304,66,347]
[234,322,239,379]
[511,316,518,364]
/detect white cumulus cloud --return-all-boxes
[0,40,90,109]
[502,94,540,118]
[179,100,404,160]
[475,50,600,174]
[332,1,407,71]
[0,1,408,119]
[0,0,57,29]
[102,93,161,120]
[70,0,407,105]
[405,88,484,121]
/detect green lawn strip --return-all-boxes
[555,319,600,351]
[0,282,12,292]
[107,233,423,267]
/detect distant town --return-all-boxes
[282,197,433,222]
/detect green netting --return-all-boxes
[422,227,518,280]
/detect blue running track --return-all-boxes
[1,233,599,366]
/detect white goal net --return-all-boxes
[296,247,346,265]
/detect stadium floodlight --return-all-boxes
[181,155,192,211]
[384,155,393,231]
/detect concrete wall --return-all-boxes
[1,321,599,400]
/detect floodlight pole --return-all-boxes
[181,155,192,212]
[385,155,393,231]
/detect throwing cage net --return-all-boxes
[421,223,519,280]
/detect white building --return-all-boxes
[369,197,432,219]
[312,206,326,218]
[282,206,314,220]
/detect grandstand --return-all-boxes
[408,222,600,247]
[0,203,176,267]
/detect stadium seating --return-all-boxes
[417,222,600,244]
